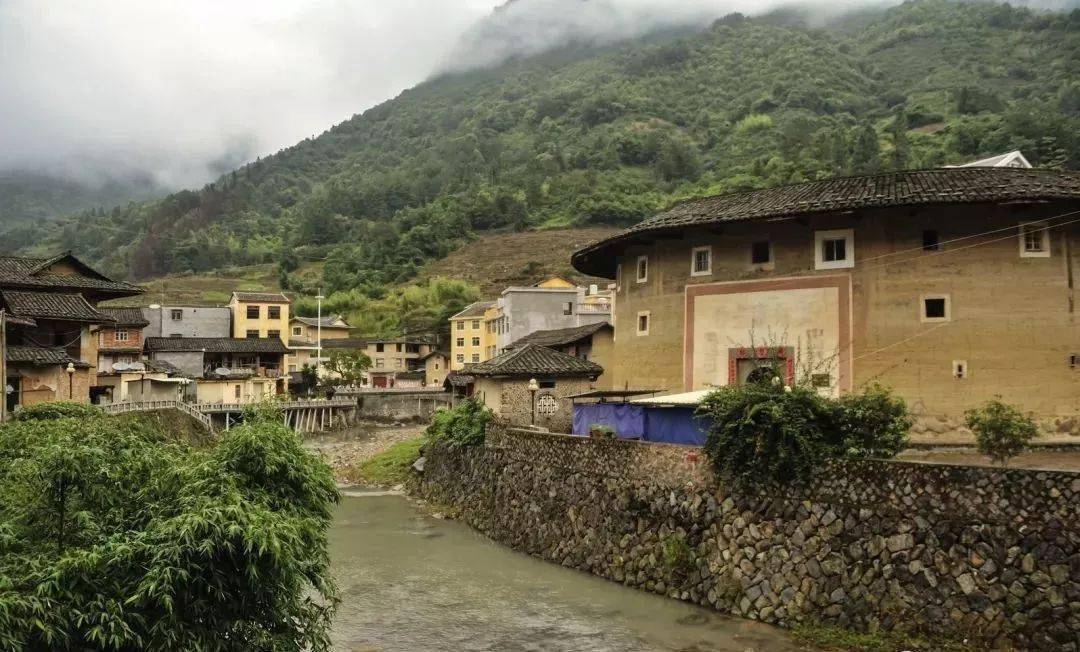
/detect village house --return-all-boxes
[570,167,1080,433]
[229,291,290,343]
[96,307,150,372]
[142,305,232,338]
[143,336,288,403]
[505,322,614,389]
[468,343,603,432]
[449,277,612,370]
[347,337,433,388]
[286,314,350,375]
[419,349,451,388]
[0,252,144,412]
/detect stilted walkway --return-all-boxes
[101,398,357,434]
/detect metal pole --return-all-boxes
[315,291,324,382]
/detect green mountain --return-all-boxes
[26,0,1080,295]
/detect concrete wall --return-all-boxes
[143,306,231,338]
[605,202,1080,429]
[496,288,610,352]
[417,429,1080,650]
[353,390,454,422]
[147,351,204,378]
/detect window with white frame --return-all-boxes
[636,311,650,336]
[920,294,951,323]
[456,354,464,363]
[1019,221,1050,258]
[814,229,854,270]
[114,329,129,342]
[636,255,648,283]
[690,246,711,276]
[456,337,464,347]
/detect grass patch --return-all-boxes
[351,437,425,486]
[792,623,979,652]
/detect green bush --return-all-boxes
[11,400,104,422]
[965,399,1038,465]
[834,384,912,458]
[700,381,840,488]
[426,397,493,447]
[0,409,339,649]
[699,381,913,487]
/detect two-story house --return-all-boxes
[144,336,288,403]
[286,314,350,375]
[96,307,150,371]
[0,252,143,412]
[229,292,290,343]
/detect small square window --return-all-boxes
[636,311,650,336]
[246,305,260,319]
[471,354,480,362]
[921,295,951,322]
[268,306,281,319]
[456,338,464,347]
[751,240,772,265]
[922,230,939,252]
[246,329,260,338]
[814,229,854,270]
[636,255,648,283]
[690,246,711,276]
[293,326,302,335]
[114,329,129,342]
[953,360,967,379]
[457,321,464,330]
[376,343,385,352]
[375,358,384,368]
[1019,222,1050,258]
[471,337,480,346]
[456,354,464,363]
[472,319,480,329]
[563,301,573,315]
[170,309,183,321]
[267,330,279,338]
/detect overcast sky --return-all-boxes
[0,0,501,187]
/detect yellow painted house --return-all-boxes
[449,300,496,370]
[229,292,290,343]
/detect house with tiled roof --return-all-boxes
[96,307,151,373]
[504,322,613,388]
[468,343,603,431]
[228,291,290,344]
[571,167,1080,435]
[0,252,143,412]
[143,336,289,404]
[286,314,351,378]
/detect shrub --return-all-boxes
[834,384,913,458]
[426,397,492,447]
[699,381,840,488]
[12,400,104,422]
[965,399,1038,465]
[0,409,339,649]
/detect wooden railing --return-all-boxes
[101,400,214,431]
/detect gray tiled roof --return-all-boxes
[144,337,288,354]
[232,291,291,303]
[572,168,1080,277]
[1,290,113,323]
[451,301,495,319]
[506,322,611,350]
[468,343,602,378]
[6,345,89,368]
[0,253,142,297]
[98,307,150,326]
[293,315,348,328]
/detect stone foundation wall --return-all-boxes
[416,428,1080,650]
[353,390,454,422]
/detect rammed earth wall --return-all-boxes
[416,428,1080,650]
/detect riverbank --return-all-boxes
[304,421,425,485]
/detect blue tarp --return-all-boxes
[572,403,710,445]
[572,403,645,438]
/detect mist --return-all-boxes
[0,0,499,189]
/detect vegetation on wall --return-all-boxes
[0,404,339,649]
[699,379,912,487]
[18,0,1079,301]
[964,398,1038,465]
[426,398,493,448]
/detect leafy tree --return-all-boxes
[889,111,911,170]
[426,398,492,448]
[964,398,1038,465]
[851,123,882,174]
[0,408,339,650]
[324,349,372,385]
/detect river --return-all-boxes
[329,488,807,651]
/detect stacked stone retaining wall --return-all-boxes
[416,428,1080,649]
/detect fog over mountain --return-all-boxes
[2,0,1076,197]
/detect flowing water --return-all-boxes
[329,488,807,652]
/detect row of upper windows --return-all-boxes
[242,305,284,319]
[631,293,959,338]
[624,222,1054,284]
[455,337,482,347]
[246,329,280,338]
[456,319,483,330]
[455,353,481,363]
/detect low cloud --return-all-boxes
[0,0,498,188]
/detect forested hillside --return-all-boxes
[20,0,1080,299]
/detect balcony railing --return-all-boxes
[576,303,611,314]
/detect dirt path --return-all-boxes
[304,421,425,483]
